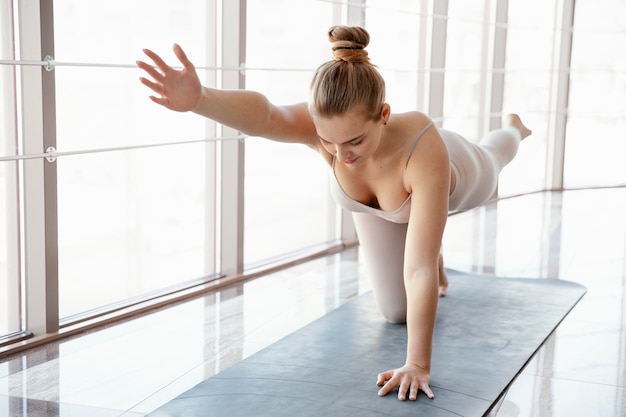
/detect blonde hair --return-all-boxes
[309,26,386,121]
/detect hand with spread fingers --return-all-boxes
[377,363,434,401]
[137,44,202,112]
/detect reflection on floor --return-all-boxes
[1,188,625,417]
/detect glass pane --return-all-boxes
[0,163,21,337]
[57,144,215,319]
[565,0,626,188]
[1,1,22,337]
[244,0,337,266]
[53,0,216,151]
[443,0,484,135]
[366,0,422,113]
[500,0,556,195]
[53,1,217,319]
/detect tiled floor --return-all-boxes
[1,188,625,417]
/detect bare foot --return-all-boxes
[503,113,532,140]
[438,253,448,297]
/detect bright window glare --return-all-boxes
[53,0,218,318]
[2,0,625,338]
[244,0,338,266]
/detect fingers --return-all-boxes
[398,380,409,401]
[376,372,434,401]
[172,43,195,70]
[137,60,165,83]
[422,383,435,399]
[142,48,170,73]
[376,371,394,398]
[376,370,391,387]
[397,381,434,401]
[148,95,170,108]
[138,76,164,95]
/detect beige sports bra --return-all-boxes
[328,121,435,224]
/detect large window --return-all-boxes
[53,0,218,319]
[3,0,622,349]
[499,0,557,195]
[565,0,626,188]
[244,0,339,266]
[365,1,423,113]
[443,0,485,136]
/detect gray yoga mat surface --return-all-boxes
[150,269,586,417]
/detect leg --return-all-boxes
[503,113,532,140]
[352,212,407,324]
[480,113,532,170]
[443,114,529,211]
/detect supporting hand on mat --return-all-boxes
[376,363,434,401]
[137,44,202,112]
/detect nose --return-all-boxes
[336,145,352,162]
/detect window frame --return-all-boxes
[1,0,580,354]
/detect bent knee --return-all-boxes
[380,307,407,324]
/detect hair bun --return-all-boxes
[328,26,371,64]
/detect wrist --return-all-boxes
[404,360,430,373]
[191,87,208,114]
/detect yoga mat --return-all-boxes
[149,270,585,417]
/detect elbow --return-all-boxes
[403,263,427,280]
[403,264,438,284]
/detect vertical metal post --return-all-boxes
[416,0,430,112]
[428,0,448,120]
[204,0,218,276]
[489,0,509,131]
[219,0,246,276]
[546,0,575,190]
[20,0,59,335]
[477,0,492,140]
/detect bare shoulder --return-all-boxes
[390,110,430,125]
[401,112,449,192]
[388,111,436,140]
[385,110,432,144]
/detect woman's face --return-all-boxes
[314,107,386,169]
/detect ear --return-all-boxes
[380,103,391,124]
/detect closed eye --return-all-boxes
[318,134,365,146]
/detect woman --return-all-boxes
[137,25,531,402]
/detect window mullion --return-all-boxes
[488,0,509,132]
[219,0,246,276]
[19,0,59,335]
[546,0,575,191]
[428,0,448,120]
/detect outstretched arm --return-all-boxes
[376,124,449,401]
[137,44,318,146]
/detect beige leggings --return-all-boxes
[353,126,521,323]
